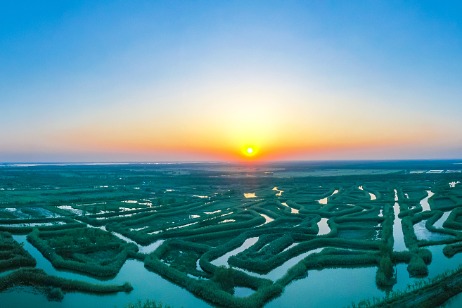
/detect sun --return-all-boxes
[241,145,258,158]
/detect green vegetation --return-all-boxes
[0,231,36,272]
[27,227,138,278]
[125,299,171,308]
[0,268,132,301]
[353,264,462,307]
[1,162,462,307]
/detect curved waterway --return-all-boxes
[434,211,451,229]
[318,190,339,205]
[413,220,453,241]
[211,237,259,267]
[234,247,325,282]
[260,214,274,225]
[210,237,325,282]
[393,189,406,251]
[281,202,299,214]
[0,235,210,308]
[420,190,434,211]
[358,186,376,201]
[85,224,164,254]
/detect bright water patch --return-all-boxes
[57,205,84,216]
[0,222,66,227]
[85,224,164,254]
[265,248,323,281]
[196,259,204,272]
[219,219,235,224]
[358,185,376,200]
[420,191,434,211]
[449,181,460,188]
[204,210,221,215]
[235,248,324,282]
[130,226,148,232]
[393,190,406,251]
[138,240,165,254]
[413,220,453,241]
[272,187,284,196]
[318,190,339,205]
[434,211,451,229]
[281,202,299,214]
[281,243,299,252]
[211,237,259,267]
[317,218,330,235]
[259,214,274,225]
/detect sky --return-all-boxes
[2,1,462,162]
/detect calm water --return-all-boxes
[1,235,210,308]
[267,244,462,307]
[267,267,383,307]
[3,228,462,307]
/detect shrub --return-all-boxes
[46,287,64,301]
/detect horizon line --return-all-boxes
[2,158,462,165]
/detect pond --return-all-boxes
[317,218,330,235]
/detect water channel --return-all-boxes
[1,235,210,308]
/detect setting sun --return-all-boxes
[241,145,258,158]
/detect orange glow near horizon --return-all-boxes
[49,93,447,163]
[52,122,443,162]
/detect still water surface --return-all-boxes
[1,235,210,308]
[3,230,462,307]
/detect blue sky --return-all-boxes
[2,1,462,162]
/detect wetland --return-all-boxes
[1,161,462,307]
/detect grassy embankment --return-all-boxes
[353,264,462,307]
[0,231,36,271]
[27,227,138,278]
[0,268,132,301]
[145,236,283,308]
